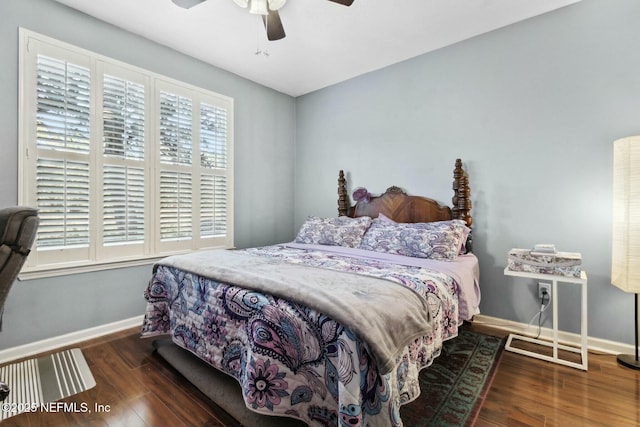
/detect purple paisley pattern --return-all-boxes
[294,216,373,248]
[359,219,470,260]
[141,245,460,427]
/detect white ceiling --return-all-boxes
[53,0,581,97]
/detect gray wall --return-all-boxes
[295,0,640,345]
[0,0,296,348]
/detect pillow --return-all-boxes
[359,219,470,260]
[457,224,471,254]
[294,216,373,248]
[377,213,470,254]
[377,212,397,223]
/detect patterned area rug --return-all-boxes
[0,348,96,421]
[400,328,506,427]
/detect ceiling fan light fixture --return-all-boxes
[249,0,269,15]
[172,0,207,9]
[236,0,286,15]
[268,0,287,10]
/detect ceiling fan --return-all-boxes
[171,0,354,41]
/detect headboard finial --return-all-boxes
[452,159,472,228]
[338,170,349,216]
[384,186,407,196]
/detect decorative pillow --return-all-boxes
[294,216,373,248]
[377,212,397,223]
[359,219,470,260]
[377,214,470,255]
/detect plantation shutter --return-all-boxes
[158,90,194,245]
[20,30,234,275]
[200,102,229,238]
[34,54,91,258]
[102,74,146,250]
[156,83,233,252]
[102,165,145,243]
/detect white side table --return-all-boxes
[503,267,588,371]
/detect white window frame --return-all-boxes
[18,29,234,279]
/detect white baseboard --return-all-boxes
[0,315,144,364]
[472,314,633,356]
[1,314,631,366]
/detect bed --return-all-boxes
[141,159,479,427]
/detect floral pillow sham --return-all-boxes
[376,213,470,255]
[359,219,470,260]
[294,215,373,248]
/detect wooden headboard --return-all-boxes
[337,158,473,249]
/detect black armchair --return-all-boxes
[0,206,39,401]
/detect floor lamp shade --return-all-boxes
[612,136,640,293]
[612,136,640,370]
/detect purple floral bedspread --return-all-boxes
[141,245,460,427]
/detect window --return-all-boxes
[19,29,234,277]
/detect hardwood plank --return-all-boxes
[102,401,150,427]
[134,363,225,427]
[0,413,32,427]
[84,341,150,399]
[470,322,640,427]
[112,333,156,370]
[128,393,189,427]
[3,324,640,427]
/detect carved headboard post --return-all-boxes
[452,159,472,226]
[458,175,472,227]
[337,170,350,217]
[452,160,462,221]
[452,158,473,251]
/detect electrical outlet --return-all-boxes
[538,282,551,300]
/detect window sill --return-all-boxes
[18,256,165,280]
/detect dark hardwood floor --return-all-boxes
[471,323,640,427]
[2,323,639,427]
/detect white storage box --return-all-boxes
[507,248,582,278]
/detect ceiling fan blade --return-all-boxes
[328,0,354,5]
[262,9,286,41]
[172,0,206,9]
